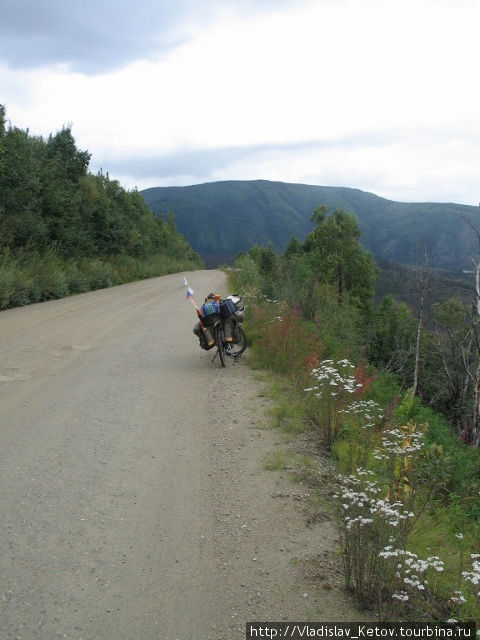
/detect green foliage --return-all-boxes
[245,244,279,298]
[233,205,376,366]
[309,283,364,359]
[0,249,201,309]
[368,295,417,373]
[283,234,301,259]
[0,106,203,309]
[243,299,325,385]
[394,391,480,521]
[232,253,262,293]
[365,370,401,408]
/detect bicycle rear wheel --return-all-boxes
[229,325,247,357]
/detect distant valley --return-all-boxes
[141,180,480,270]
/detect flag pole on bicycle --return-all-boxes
[183,278,201,314]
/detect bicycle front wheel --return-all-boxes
[216,325,227,367]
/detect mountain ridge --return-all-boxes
[141,179,480,269]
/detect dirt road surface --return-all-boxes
[0,270,365,640]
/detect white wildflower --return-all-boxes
[450,591,467,605]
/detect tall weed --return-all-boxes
[333,414,480,621]
[246,299,325,385]
[304,358,371,449]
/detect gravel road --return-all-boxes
[0,270,365,640]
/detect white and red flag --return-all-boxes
[184,280,201,313]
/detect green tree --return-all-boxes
[283,234,301,259]
[303,207,378,306]
[46,126,90,182]
[0,106,203,310]
[0,125,48,250]
[368,295,417,375]
[0,104,6,177]
[247,244,279,298]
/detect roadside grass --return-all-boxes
[235,291,480,623]
[0,250,202,309]
[289,454,316,484]
[263,449,294,471]
[408,511,478,607]
[267,381,307,441]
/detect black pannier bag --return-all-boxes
[200,312,221,326]
[220,298,236,318]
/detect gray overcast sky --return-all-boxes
[1,0,479,205]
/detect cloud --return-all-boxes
[0,0,300,74]
[98,130,480,206]
[9,0,479,150]
[0,0,197,73]
[1,0,480,205]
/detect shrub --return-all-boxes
[0,246,203,310]
[28,253,70,300]
[0,263,14,309]
[64,261,89,294]
[80,259,119,290]
[309,283,364,360]
[9,270,38,306]
[245,300,325,385]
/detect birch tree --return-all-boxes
[463,216,480,446]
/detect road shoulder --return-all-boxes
[205,354,368,638]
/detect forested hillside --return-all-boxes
[0,106,202,309]
[141,180,480,270]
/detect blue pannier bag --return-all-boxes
[201,301,220,317]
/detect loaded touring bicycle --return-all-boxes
[195,295,247,367]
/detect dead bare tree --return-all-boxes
[411,244,436,397]
[432,297,474,434]
[462,216,480,446]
